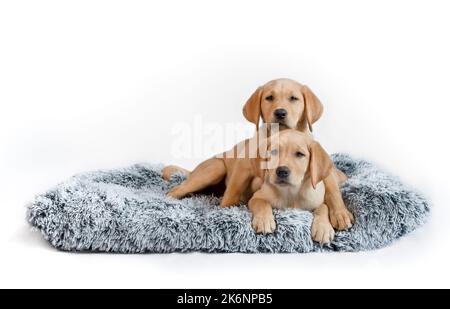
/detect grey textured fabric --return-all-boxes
[27,154,430,253]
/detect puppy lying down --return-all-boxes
[249,129,338,244]
[167,128,341,244]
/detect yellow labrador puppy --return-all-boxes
[249,129,337,244]
[242,78,353,230]
[164,78,353,231]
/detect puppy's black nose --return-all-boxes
[274,108,287,120]
[276,166,290,179]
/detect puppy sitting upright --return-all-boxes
[249,129,337,244]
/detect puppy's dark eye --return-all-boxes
[290,96,299,101]
[295,151,305,158]
[265,95,274,101]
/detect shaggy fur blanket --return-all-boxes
[27,154,429,253]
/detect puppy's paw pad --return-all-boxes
[311,220,335,245]
[166,187,185,199]
[162,166,177,181]
[252,213,276,234]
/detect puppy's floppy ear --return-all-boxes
[301,85,324,132]
[309,141,333,189]
[243,86,263,128]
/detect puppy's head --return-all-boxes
[265,130,333,189]
[243,78,323,131]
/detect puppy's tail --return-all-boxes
[162,165,191,181]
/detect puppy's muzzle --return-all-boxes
[274,108,287,121]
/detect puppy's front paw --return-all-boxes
[167,186,186,199]
[329,208,354,230]
[252,212,276,234]
[311,219,335,245]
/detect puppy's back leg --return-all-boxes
[167,158,226,199]
[220,166,252,208]
[162,165,191,181]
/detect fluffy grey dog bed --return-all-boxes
[27,154,429,253]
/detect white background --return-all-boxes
[1,0,449,288]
